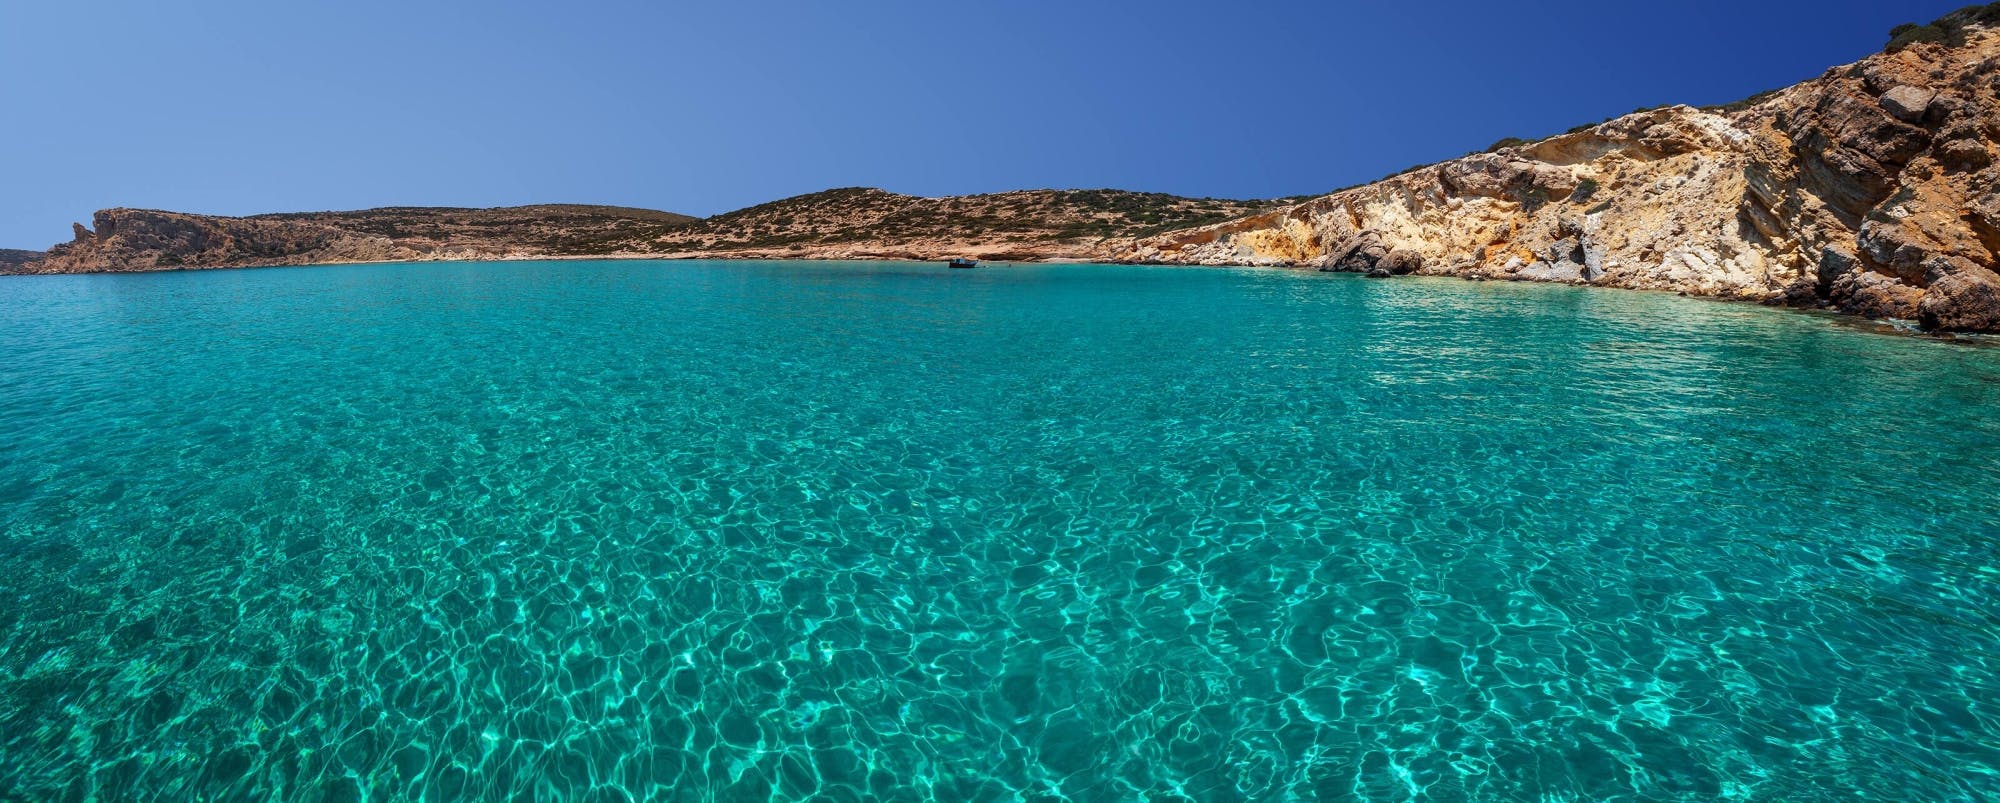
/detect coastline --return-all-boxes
[12,21,2000,334]
[9,253,1987,343]
[7,242,1998,801]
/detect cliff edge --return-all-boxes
[1113,11,2000,332]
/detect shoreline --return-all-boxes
[6,253,1988,344]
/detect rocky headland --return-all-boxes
[12,6,2000,332]
[1113,7,2000,332]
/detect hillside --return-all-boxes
[0,249,42,273]
[25,205,698,274]
[638,188,1283,261]
[1118,6,2000,332]
[254,204,698,255]
[20,191,1280,272]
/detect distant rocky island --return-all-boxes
[11,7,2000,332]
[0,249,43,273]
[14,190,1283,274]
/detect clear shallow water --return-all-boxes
[1,260,1998,801]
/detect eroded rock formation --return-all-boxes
[1113,27,2000,332]
[33,210,409,273]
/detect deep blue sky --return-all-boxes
[0,0,1971,248]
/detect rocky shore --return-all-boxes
[1112,16,2000,333]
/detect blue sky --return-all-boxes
[0,0,1972,248]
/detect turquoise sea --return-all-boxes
[2,259,1998,801]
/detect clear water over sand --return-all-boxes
[2,260,1997,800]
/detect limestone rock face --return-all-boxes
[1112,27,2000,332]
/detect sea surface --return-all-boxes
[2,260,1998,801]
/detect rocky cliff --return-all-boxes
[1113,14,2000,332]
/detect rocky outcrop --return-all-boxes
[33,210,406,273]
[1113,25,2000,332]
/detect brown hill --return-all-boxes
[27,205,698,274]
[23,190,1278,272]
[637,188,1284,261]
[254,204,698,255]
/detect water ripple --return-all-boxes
[1,261,1997,800]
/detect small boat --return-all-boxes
[947,257,978,269]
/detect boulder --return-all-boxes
[1517,260,1584,283]
[1766,277,1824,307]
[1379,248,1424,275]
[1325,232,1389,273]
[1917,267,2000,331]
[1879,86,1938,124]
[1830,270,1924,320]
[1938,139,1993,171]
[1922,94,1970,127]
